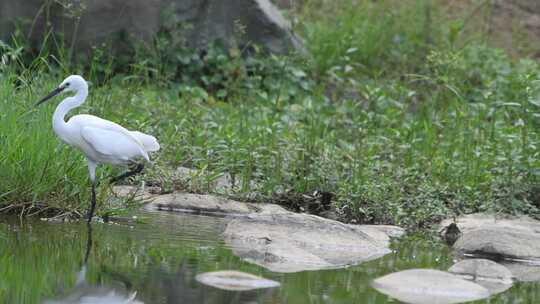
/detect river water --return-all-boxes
[1,211,540,303]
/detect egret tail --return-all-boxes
[130,131,160,152]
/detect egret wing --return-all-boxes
[70,114,146,148]
[81,126,149,162]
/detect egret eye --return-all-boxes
[65,82,70,87]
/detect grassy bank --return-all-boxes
[1,0,540,229]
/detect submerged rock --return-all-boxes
[223,212,403,272]
[371,269,491,304]
[500,262,540,282]
[195,270,280,291]
[448,259,514,294]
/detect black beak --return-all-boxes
[36,86,65,107]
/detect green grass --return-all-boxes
[1,0,540,229]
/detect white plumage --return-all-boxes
[37,75,159,222]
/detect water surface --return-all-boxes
[1,211,540,303]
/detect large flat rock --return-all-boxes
[223,212,402,273]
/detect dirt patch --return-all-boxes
[440,0,540,59]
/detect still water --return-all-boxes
[1,211,540,303]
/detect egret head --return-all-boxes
[36,75,88,106]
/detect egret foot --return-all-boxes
[109,163,144,184]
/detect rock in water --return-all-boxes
[441,213,540,282]
[223,212,403,272]
[448,259,514,294]
[195,271,280,291]
[454,227,540,261]
[371,269,491,304]
[443,214,540,263]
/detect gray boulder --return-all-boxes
[0,0,303,55]
[371,269,491,304]
[448,259,514,294]
[164,0,304,54]
[0,0,160,50]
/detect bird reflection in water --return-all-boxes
[43,224,143,304]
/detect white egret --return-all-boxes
[36,75,160,223]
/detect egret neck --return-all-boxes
[52,84,88,144]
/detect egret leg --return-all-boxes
[86,160,98,223]
[109,163,144,184]
[87,181,97,223]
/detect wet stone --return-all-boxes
[223,212,403,273]
[441,213,540,266]
[448,259,514,294]
[371,269,491,304]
